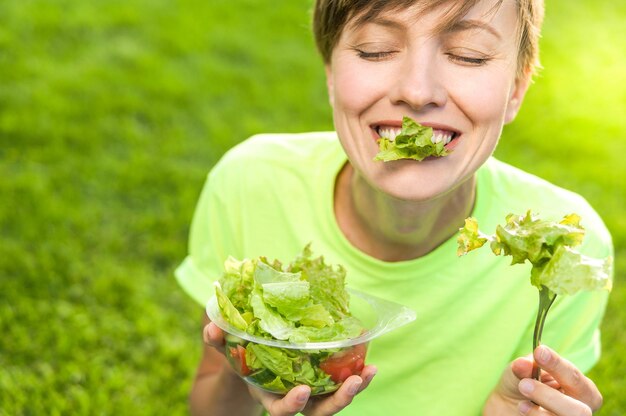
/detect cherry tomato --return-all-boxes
[319,343,368,383]
[228,344,250,376]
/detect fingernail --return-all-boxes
[519,379,534,395]
[208,324,217,339]
[537,345,551,364]
[518,400,532,415]
[365,369,377,383]
[349,381,362,396]
[297,390,310,402]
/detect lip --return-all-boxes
[369,120,462,150]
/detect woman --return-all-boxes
[176,0,611,414]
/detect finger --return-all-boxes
[534,345,602,410]
[510,356,534,380]
[306,375,362,415]
[518,400,556,415]
[203,322,225,348]
[518,378,592,416]
[497,356,533,398]
[510,356,560,387]
[538,373,561,390]
[259,385,310,416]
[356,365,378,393]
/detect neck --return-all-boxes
[334,164,476,262]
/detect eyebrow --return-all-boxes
[357,15,502,41]
[445,19,502,40]
[360,16,407,31]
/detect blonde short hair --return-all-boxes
[312,0,544,78]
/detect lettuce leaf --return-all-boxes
[249,290,294,340]
[245,343,334,392]
[288,316,363,343]
[288,244,350,320]
[374,116,449,162]
[214,281,248,331]
[215,245,363,342]
[254,261,302,285]
[457,210,612,295]
[247,343,295,381]
[457,217,489,256]
[458,210,612,381]
[215,246,366,393]
[531,245,612,295]
[220,256,256,311]
[491,211,585,265]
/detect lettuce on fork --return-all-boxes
[374,116,450,162]
[457,210,612,379]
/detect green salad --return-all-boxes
[457,210,612,379]
[214,245,366,394]
[374,116,450,162]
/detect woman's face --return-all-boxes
[326,0,529,201]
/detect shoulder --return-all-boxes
[480,158,613,258]
[480,157,576,200]
[204,131,341,196]
[218,131,339,168]
[481,157,597,217]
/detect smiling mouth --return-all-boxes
[374,125,458,145]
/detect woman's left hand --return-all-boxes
[246,367,377,416]
[484,345,603,415]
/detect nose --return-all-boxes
[388,50,447,110]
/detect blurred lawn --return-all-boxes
[0,0,623,414]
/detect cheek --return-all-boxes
[449,70,514,123]
[332,61,387,115]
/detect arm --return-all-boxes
[189,315,263,416]
[484,345,602,415]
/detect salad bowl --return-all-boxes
[206,288,415,395]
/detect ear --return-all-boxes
[325,64,335,108]
[504,72,531,124]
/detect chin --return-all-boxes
[372,171,458,202]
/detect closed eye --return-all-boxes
[446,53,490,66]
[356,50,397,61]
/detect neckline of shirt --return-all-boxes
[315,135,492,277]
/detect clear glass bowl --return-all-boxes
[206,288,416,395]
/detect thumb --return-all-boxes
[510,355,535,380]
[496,356,534,398]
[252,385,311,416]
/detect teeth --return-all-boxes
[378,127,402,141]
[378,126,455,145]
[430,132,454,145]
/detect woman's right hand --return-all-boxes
[484,346,603,415]
[204,321,378,416]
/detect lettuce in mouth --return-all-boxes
[374,116,450,162]
[214,245,365,394]
[457,211,612,379]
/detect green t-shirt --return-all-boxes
[176,132,612,416]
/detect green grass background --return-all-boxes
[0,0,623,414]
